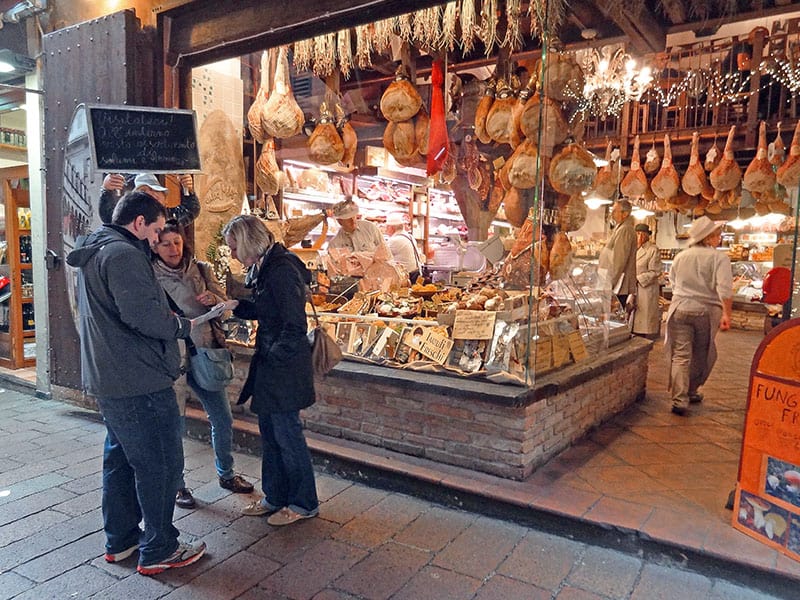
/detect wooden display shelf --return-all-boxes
[0,166,35,369]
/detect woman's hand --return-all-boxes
[196,291,217,307]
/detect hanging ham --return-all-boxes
[380,64,423,123]
[710,126,742,192]
[548,232,573,280]
[383,120,418,162]
[769,122,785,167]
[704,134,721,172]
[651,134,680,200]
[262,47,304,139]
[247,50,270,144]
[534,48,584,102]
[509,77,536,149]
[743,121,776,195]
[681,132,711,197]
[643,139,661,175]
[415,108,430,156]
[485,78,516,145]
[559,195,588,232]
[777,121,800,189]
[621,135,648,199]
[255,137,281,196]
[474,79,496,145]
[307,102,344,165]
[337,108,358,171]
[519,93,569,156]
[548,143,596,195]
[427,60,449,176]
[591,141,618,200]
[507,139,539,189]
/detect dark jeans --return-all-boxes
[97,388,183,565]
[258,411,318,515]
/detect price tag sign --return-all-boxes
[567,330,588,362]
[452,310,497,340]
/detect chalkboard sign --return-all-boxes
[86,104,201,173]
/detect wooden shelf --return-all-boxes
[0,168,35,369]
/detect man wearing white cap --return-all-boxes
[665,216,733,416]
[99,173,200,226]
[328,196,386,253]
[384,213,422,282]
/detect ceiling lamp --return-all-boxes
[575,45,653,118]
[631,206,654,219]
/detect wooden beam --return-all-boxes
[158,0,447,69]
[668,2,800,35]
[594,0,667,54]
[659,0,686,25]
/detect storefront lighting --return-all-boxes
[583,195,612,210]
[727,216,748,230]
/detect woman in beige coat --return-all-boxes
[632,224,662,339]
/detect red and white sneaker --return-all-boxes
[137,541,207,576]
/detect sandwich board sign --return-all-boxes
[732,318,800,561]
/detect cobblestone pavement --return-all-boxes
[0,390,790,600]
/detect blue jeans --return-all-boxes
[258,411,318,515]
[97,388,183,566]
[187,372,235,480]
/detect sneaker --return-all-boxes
[689,393,704,404]
[219,475,254,494]
[267,507,318,526]
[104,543,139,563]
[137,541,207,576]
[241,499,279,516]
[671,405,688,416]
[175,488,196,509]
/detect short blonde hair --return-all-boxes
[222,214,274,263]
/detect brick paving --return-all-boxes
[0,374,794,599]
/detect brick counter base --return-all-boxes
[304,337,652,480]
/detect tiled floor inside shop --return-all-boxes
[305,326,800,582]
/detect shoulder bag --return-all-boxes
[306,288,342,377]
[189,343,234,391]
[164,290,234,391]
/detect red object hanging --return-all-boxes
[426,60,449,176]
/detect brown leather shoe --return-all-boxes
[219,475,254,494]
[175,488,196,508]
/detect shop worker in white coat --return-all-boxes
[598,199,637,308]
[665,216,732,416]
[631,223,662,339]
[384,213,422,283]
[328,197,387,253]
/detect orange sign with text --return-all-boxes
[733,319,800,561]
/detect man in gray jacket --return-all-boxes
[599,199,638,308]
[66,192,206,576]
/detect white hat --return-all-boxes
[385,213,406,226]
[687,216,722,246]
[332,198,359,220]
[133,173,168,192]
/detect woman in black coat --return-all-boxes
[221,215,318,526]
